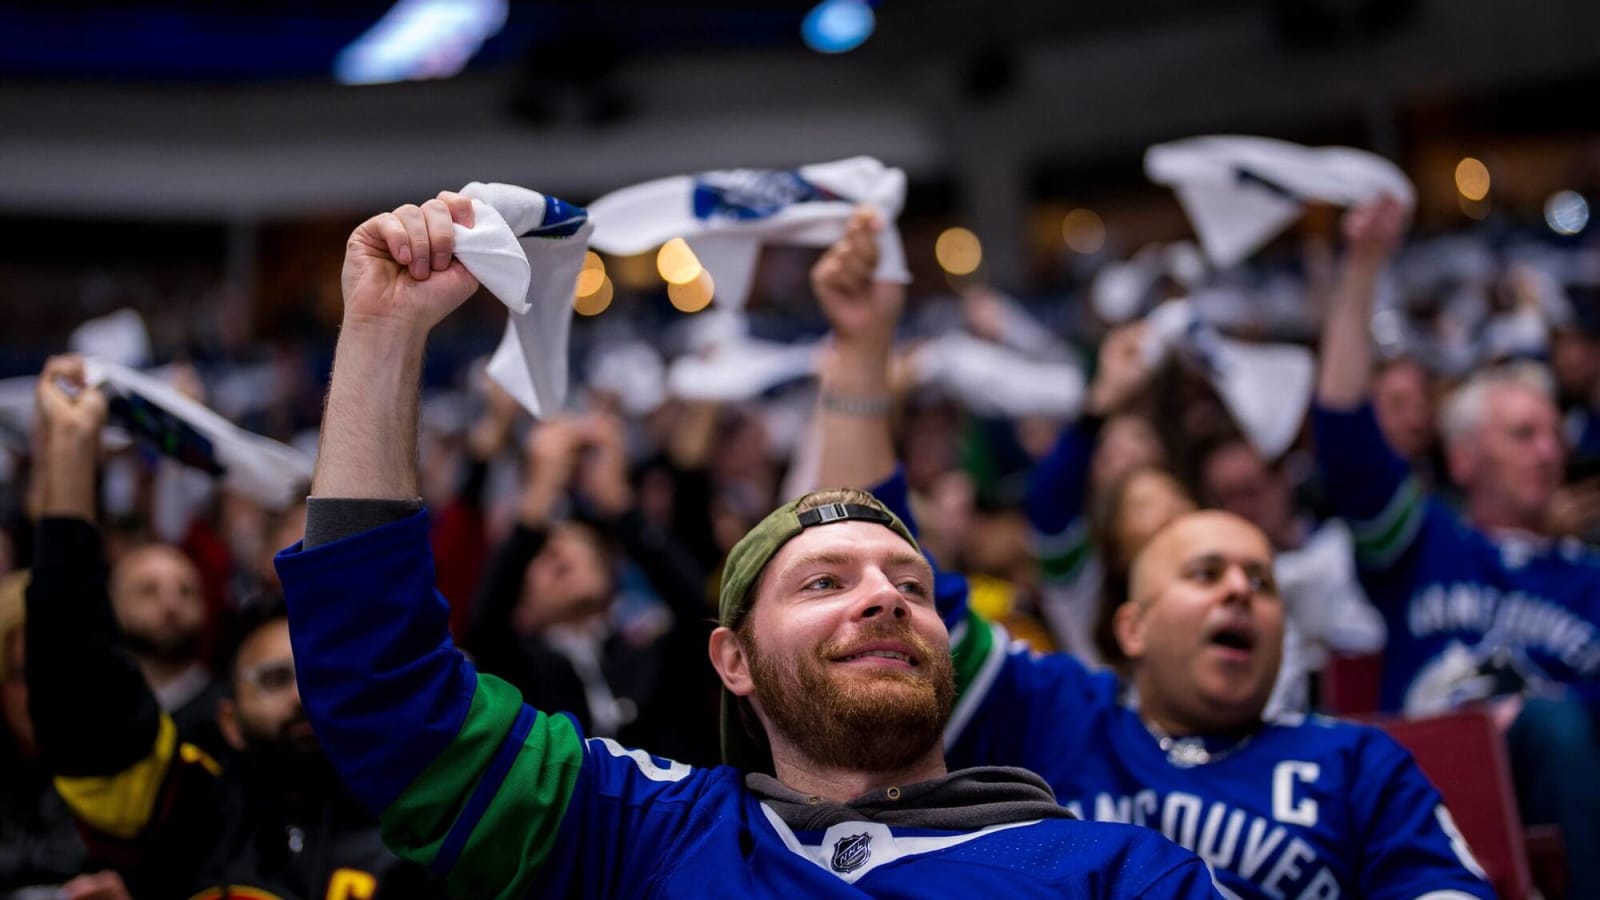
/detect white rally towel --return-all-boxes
[666,311,823,403]
[586,156,911,310]
[1141,299,1315,460]
[906,331,1085,419]
[1145,136,1415,270]
[81,358,313,510]
[1090,242,1207,324]
[451,182,593,418]
[70,308,153,369]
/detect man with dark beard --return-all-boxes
[271,191,1218,898]
[108,540,228,759]
[25,355,446,900]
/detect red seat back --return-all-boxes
[1321,652,1383,716]
[1378,710,1534,899]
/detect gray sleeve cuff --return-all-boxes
[303,497,423,549]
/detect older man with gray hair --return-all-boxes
[1313,196,1600,895]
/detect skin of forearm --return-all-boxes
[39,428,99,520]
[1316,252,1385,410]
[815,337,896,490]
[311,324,429,500]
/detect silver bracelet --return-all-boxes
[819,392,892,416]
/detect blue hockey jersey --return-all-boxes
[275,510,1219,899]
[944,621,1492,900]
[871,470,1494,900]
[1312,403,1600,715]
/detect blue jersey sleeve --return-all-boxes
[1349,730,1495,900]
[276,510,719,899]
[1026,418,1099,582]
[943,613,1108,769]
[528,735,727,898]
[1311,403,1430,572]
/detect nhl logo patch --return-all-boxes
[830,832,872,873]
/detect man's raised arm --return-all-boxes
[813,207,902,491]
[1316,196,1407,411]
[308,193,478,504]
[279,194,601,899]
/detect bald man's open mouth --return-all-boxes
[1204,619,1258,663]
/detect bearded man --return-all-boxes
[273,191,1219,898]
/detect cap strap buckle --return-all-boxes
[797,502,891,529]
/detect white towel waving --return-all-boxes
[452,182,592,418]
[1145,136,1415,269]
[82,358,313,510]
[587,156,911,310]
[1141,299,1314,459]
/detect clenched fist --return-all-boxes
[341,191,481,336]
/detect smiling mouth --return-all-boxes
[838,649,916,665]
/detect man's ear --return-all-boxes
[708,627,755,698]
[1113,599,1148,661]
[217,696,246,752]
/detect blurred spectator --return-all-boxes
[1371,357,1438,465]
[108,540,227,759]
[1195,436,1386,714]
[466,411,720,766]
[25,355,445,900]
[1085,467,1197,666]
[0,571,91,897]
[1314,197,1600,896]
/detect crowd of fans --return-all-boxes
[1,151,1598,899]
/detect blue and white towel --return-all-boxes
[453,181,593,418]
[586,156,911,310]
[1145,136,1415,269]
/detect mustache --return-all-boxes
[276,711,315,743]
[815,621,938,664]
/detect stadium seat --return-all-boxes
[1321,652,1382,716]
[1377,711,1535,899]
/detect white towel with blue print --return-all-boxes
[585,156,911,310]
[452,182,593,418]
[1145,136,1415,269]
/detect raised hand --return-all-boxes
[340,191,480,336]
[35,354,108,447]
[812,207,903,349]
[34,356,106,519]
[467,376,523,461]
[519,416,585,526]
[1341,195,1408,264]
[575,411,634,517]
[1086,321,1155,417]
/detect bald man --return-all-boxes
[1117,512,1285,741]
[917,507,1489,899]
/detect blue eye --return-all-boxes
[804,575,840,591]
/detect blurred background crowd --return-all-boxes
[4,1,1600,897]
